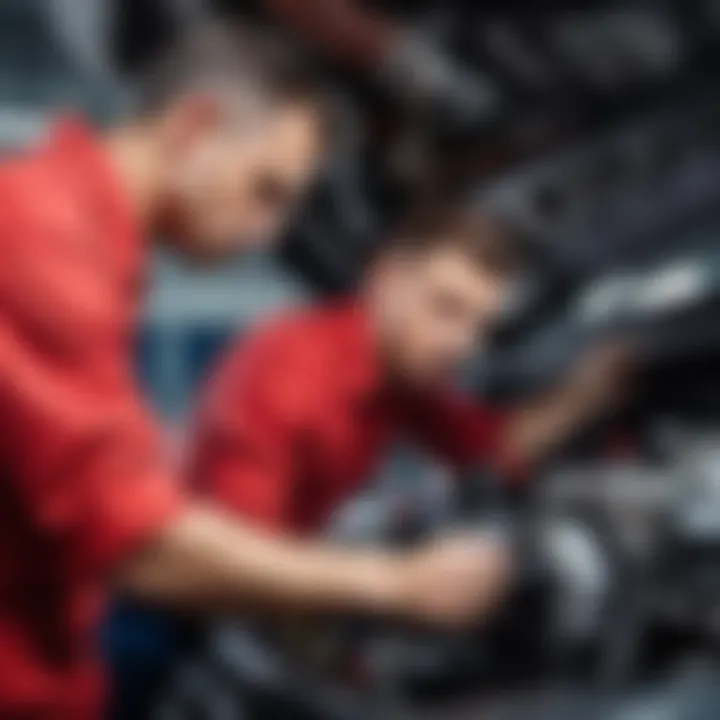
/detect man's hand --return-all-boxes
[390,533,513,628]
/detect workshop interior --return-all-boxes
[6,0,720,718]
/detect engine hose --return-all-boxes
[592,511,655,694]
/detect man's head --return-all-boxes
[136,22,329,261]
[365,205,519,385]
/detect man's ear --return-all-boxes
[162,91,223,152]
[367,250,406,295]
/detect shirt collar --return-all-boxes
[46,116,143,286]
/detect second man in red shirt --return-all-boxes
[191,206,631,567]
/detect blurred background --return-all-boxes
[9,0,720,717]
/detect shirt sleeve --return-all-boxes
[401,385,513,471]
[189,329,316,532]
[0,227,183,582]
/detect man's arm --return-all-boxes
[118,505,511,626]
[406,342,634,475]
[501,342,635,468]
[116,504,403,614]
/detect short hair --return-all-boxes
[134,20,329,121]
[381,202,522,277]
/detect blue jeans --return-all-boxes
[102,599,199,720]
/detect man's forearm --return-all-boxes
[117,503,403,615]
[504,389,590,467]
[503,343,633,467]
[505,378,622,467]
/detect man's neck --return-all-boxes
[103,123,166,240]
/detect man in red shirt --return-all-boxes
[0,23,514,720]
[190,205,629,545]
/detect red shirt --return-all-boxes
[191,303,508,534]
[0,120,182,718]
